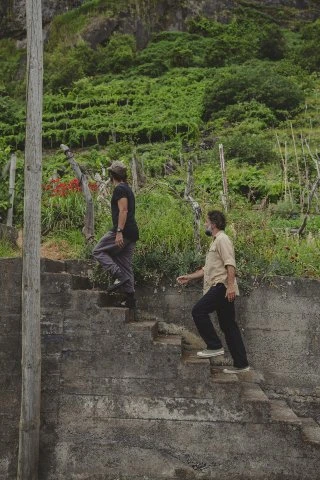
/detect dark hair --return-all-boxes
[207,210,226,230]
[109,170,127,182]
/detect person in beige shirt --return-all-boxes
[177,210,249,374]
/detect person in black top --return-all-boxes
[92,161,139,308]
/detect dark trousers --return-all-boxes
[92,231,136,293]
[192,283,248,368]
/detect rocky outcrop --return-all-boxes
[1,0,320,43]
[0,0,84,39]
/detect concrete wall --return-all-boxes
[136,276,320,388]
[135,275,320,424]
[1,258,320,479]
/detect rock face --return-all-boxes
[1,0,320,42]
[0,0,84,39]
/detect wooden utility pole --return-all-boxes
[6,154,17,227]
[17,0,43,479]
[60,144,95,242]
[219,144,229,212]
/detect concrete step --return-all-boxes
[153,334,182,347]
[127,320,159,341]
[93,394,269,423]
[182,349,230,366]
[300,417,320,446]
[269,399,320,448]
[70,274,92,290]
[270,399,302,425]
[210,365,264,384]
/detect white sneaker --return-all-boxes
[223,366,250,374]
[196,348,224,358]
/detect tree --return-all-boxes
[17,0,43,479]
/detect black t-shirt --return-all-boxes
[111,183,139,241]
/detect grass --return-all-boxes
[0,239,20,258]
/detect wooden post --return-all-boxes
[6,153,17,227]
[276,134,289,202]
[184,157,201,252]
[290,123,302,209]
[18,0,43,479]
[298,140,320,235]
[131,149,139,194]
[219,144,229,212]
[60,144,95,242]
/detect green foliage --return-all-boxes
[44,41,96,92]
[230,210,320,279]
[96,34,136,74]
[211,100,277,130]
[40,69,207,148]
[222,132,277,165]
[2,6,320,280]
[257,24,287,60]
[188,16,287,67]
[203,62,305,122]
[193,159,282,204]
[0,239,19,258]
[297,19,320,72]
[41,190,86,233]
[0,39,25,96]
[0,95,20,124]
[269,199,300,219]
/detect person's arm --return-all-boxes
[115,197,128,247]
[177,268,204,285]
[226,265,236,302]
[216,236,237,302]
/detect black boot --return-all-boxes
[107,272,130,293]
[116,292,136,309]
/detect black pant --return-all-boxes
[192,283,248,368]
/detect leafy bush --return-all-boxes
[269,199,300,219]
[41,178,97,233]
[96,34,136,74]
[257,24,286,60]
[169,46,194,68]
[0,95,21,124]
[203,62,305,121]
[44,42,96,92]
[222,133,277,165]
[212,100,277,129]
[0,39,25,97]
[297,19,320,72]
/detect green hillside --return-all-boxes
[1,2,320,283]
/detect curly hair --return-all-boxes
[207,210,226,230]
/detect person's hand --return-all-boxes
[115,232,124,248]
[176,275,190,285]
[226,285,236,302]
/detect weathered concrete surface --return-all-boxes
[1,258,320,479]
[135,276,320,391]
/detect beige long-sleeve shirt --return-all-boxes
[203,230,239,295]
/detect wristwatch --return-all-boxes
[116,227,123,233]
